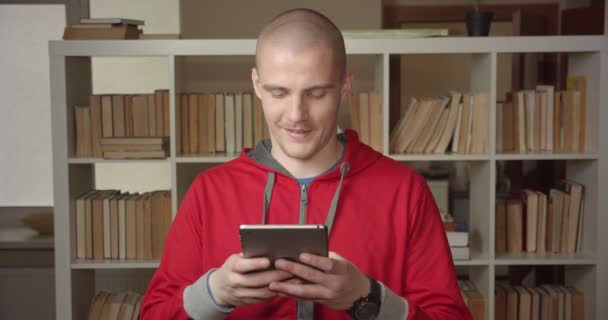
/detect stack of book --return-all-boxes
[443,213,470,260]
[495,284,584,320]
[495,180,584,256]
[390,91,489,155]
[88,290,142,320]
[101,137,169,159]
[74,90,170,159]
[458,280,484,320]
[349,91,383,152]
[74,190,172,261]
[178,92,267,155]
[497,76,586,154]
[63,18,143,40]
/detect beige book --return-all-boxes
[495,285,507,320]
[206,94,216,152]
[215,93,226,152]
[470,93,489,154]
[112,95,126,137]
[75,105,93,157]
[109,194,121,259]
[132,294,143,320]
[99,292,127,320]
[562,180,584,253]
[142,193,153,260]
[104,150,168,159]
[87,289,111,320]
[151,191,172,259]
[571,91,581,152]
[434,92,461,154]
[524,190,539,252]
[534,91,542,152]
[253,94,264,146]
[135,193,146,260]
[515,286,532,320]
[537,85,555,151]
[225,93,236,153]
[154,90,164,137]
[76,190,97,259]
[566,286,583,320]
[516,91,527,152]
[358,92,370,144]
[501,100,515,152]
[102,144,165,152]
[507,200,523,253]
[560,194,570,254]
[132,95,150,137]
[180,94,189,154]
[388,97,416,153]
[124,95,135,137]
[242,93,254,148]
[126,194,139,259]
[101,136,168,146]
[451,102,464,153]
[148,94,157,137]
[409,97,445,153]
[188,94,199,154]
[530,287,541,320]
[561,91,574,152]
[85,192,94,259]
[90,95,103,157]
[368,92,383,152]
[118,192,130,260]
[117,292,141,320]
[553,92,561,152]
[549,189,565,253]
[102,194,117,259]
[495,199,507,256]
[400,98,432,153]
[92,193,106,260]
[101,95,114,138]
[457,93,472,154]
[566,76,586,153]
[536,192,547,254]
[506,286,518,320]
[163,90,170,138]
[539,91,548,151]
[424,102,449,153]
[536,287,552,320]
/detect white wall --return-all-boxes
[90,0,179,192]
[0,5,66,206]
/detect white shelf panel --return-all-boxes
[71,259,159,269]
[68,158,170,164]
[177,153,239,163]
[49,36,607,57]
[495,253,596,265]
[389,153,490,161]
[494,153,599,161]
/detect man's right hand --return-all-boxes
[208,253,294,307]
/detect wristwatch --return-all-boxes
[347,276,382,320]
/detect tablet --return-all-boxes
[239,224,328,263]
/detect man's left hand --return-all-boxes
[269,251,370,310]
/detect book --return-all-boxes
[104,150,168,159]
[180,94,189,154]
[154,90,164,137]
[197,94,209,153]
[206,94,216,152]
[117,292,141,320]
[112,95,126,137]
[88,289,111,320]
[434,92,461,154]
[132,95,150,137]
[139,33,181,39]
[215,93,225,152]
[76,190,97,259]
[495,199,507,256]
[523,189,539,252]
[125,194,138,260]
[225,93,236,153]
[515,287,532,320]
[495,285,507,320]
[118,193,129,260]
[90,95,104,158]
[63,25,140,40]
[188,94,199,153]
[450,246,469,260]
[80,18,144,25]
[561,180,584,253]
[470,93,489,154]
[566,76,586,153]
[507,200,523,253]
[148,95,157,137]
[446,231,468,247]
[75,105,93,157]
[151,191,172,259]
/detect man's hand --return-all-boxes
[269,251,370,310]
[209,253,294,307]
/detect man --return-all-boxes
[141,8,472,320]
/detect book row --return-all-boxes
[349,92,383,152]
[498,78,587,154]
[88,290,142,320]
[75,190,172,261]
[390,92,489,155]
[495,285,584,320]
[495,180,584,256]
[178,92,268,154]
[75,90,170,158]
[458,280,484,320]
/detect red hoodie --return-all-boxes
[141,130,472,319]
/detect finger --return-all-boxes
[328,251,345,261]
[232,287,278,301]
[238,270,293,287]
[269,281,333,300]
[300,253,336,273]
[275,259,327,284]
[231,254,271,273]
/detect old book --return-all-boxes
[179,94,188,154]
[410,97,446,153]
[389,97,417,153]
[147,95,157,137]
[553,92,561,152]
[451,102,464,153]
[566,286,583,320]
[63,25,140,40]
[434,92,461,154]
[506,286,518,320]
[215,93,226,152]
[90,95,104,158]
[132,95,150,137]
[118,193,129,259]
[88,289,111,320]
[85,192,94,259]
[102,144,165,152]
[253,94,264,146]
[470,93,489,154]
[560,193,571,254]
[188,94,199,154]
[516,91,527,152]
[530,287,540,320]
[206,94,216,152]
[523,189,539,252]
[235,93,244,152]
[571,91,582,152]
[460,281,484,320]
[135,194,146,259]
[76,190,97,259]
[561,91,575,152]
[104,150,168,159]
[457,93,472,154]
[495,285,507,320]
[124,95,134,137]
[139,33,182,39]
[225,93,236,153]
[427,99,451,153]
[125,194,138,260]
[495,199,507,256]
[162,90,170,137]
[516,287,532,320]
[154,90,164,137]
[523,90,536,152]
[151,191,172,259]
[102,194,118,259]
[112,95,126,137]
[536,287,552,320]
[99,292,127,320]
[131,294,143,320]
[357,92,370,144]
[75,105,93,157]
[402,98,433,153]
[368,92,383,152]
[549,189,565,253]
[117,292,141,320]
[501,100,514,152]
[534,91,543,152]
[109,194,121,259]
[507,200,523,253]
[92,192,110,259]
[566,76,586,153]
[101,136,168,146]
[561,180,584,253]
[142,193,153,260]
[242,93,254,148]
[197,94,209,153]
[536,192,547,254]
[537,85,554,151]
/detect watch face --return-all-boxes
[354,301,380,320]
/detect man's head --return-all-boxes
[252,9,351,166]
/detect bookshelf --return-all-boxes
[50,36,607,320]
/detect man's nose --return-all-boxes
[285,95,308,122]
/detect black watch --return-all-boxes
[347,276,381,320]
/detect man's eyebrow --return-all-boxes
[303,83,336,91]
[262,84,288,91]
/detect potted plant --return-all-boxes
[466,0,493,36]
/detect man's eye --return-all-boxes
[307,90,327,99]
[271,91,287,98]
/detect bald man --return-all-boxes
[141,8,472,320]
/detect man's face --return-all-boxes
[252,45,350,162]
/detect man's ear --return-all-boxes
[251,67,263,100]
[341,70,354,98]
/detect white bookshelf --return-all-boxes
[50,36,608,320]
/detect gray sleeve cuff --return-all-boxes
[376,281,409,320]
[183,269,233,320]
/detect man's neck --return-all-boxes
[272,138,344,179]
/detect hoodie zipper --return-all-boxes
[299,184,308,224]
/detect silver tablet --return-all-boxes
[239,224,328,263]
